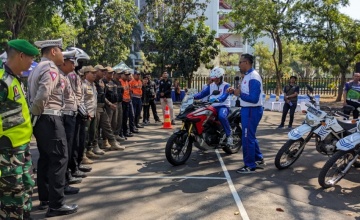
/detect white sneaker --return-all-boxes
[227,136,234,145]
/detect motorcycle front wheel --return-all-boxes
[274,139,305,170]
[318,150,355,188]
[165,132,193,166]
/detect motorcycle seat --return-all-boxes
[337,120,357,131]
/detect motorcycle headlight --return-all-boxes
[305,115,315,126]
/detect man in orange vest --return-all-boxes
[129,70,144,128]
[120,70,133,137]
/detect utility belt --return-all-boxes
[97,103,105,108]
[62,110,78,117]
[42,109,62,117]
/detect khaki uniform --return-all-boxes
[83,79,97,149]
[27,57,65,115]
[27,57,68,209]
[61,71,77,112]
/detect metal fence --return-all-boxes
[173,76,350,96]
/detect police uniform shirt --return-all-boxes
[82,79,97,117]
[60,70,77,111]
[68,72,85,108]
[27,57,65,115]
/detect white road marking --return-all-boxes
[87,176,226,180]
[215,149,250,220]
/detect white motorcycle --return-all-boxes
[318,116,360,188]
[275,87,357,169]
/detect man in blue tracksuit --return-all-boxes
[193,67,233,145]
[229,54,264,173]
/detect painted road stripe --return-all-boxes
[215,149,250,220]
[87,176,226,180]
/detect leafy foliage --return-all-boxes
[77,0,138,66]
[140,0,219,86]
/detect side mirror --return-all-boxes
[212,90,220,95]
[305,84,314,93]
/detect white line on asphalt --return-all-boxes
[87,176,227,180]
[215,149,250,220]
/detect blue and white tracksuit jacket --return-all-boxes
[240,68,264,169]
[194,82,232,137]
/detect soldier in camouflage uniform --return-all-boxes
[0,39,38,220]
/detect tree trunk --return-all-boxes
[336,70,346,102]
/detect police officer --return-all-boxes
[0,39,38,220]
[113,69,125,140]
[27,39,78,217]
[58,50,84,193]
[81,66,99,159]
[67,48,94,166]
[102,67,122,146]
[93,65,124,152]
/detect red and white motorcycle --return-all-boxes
[165,91,241,166]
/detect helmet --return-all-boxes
[210,67,225,79]
[65,47,90,67]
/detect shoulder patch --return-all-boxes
[49,71,58,81]
[13,85,21,100]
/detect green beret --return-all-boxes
[8,39,39,56]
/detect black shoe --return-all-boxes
[155,119,162,123]
[64,185,80,195]
[136,124,144,128]
[277,125,284,129]
[79,165,92,172]
[125,133,133,137]
[46,204,78,217]
[72,170,87,178]
[255,159,266,169]
[38,201,49,210]
[288,125,293,129]
[68,176,82,185]
[171,120,176,125]
[131,130,139,133]
[236,166,256,174]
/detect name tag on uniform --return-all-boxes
[87,86,93,94]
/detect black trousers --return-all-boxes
[143,105,150,122]
[344,100,360,119]
[63,115,77,173]
[33,115,67,209]
[280,102,297,126]
[122,102,130,135]
[73,115,86,168]
[149,99,160,121]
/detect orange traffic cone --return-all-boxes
[162,105,173,129]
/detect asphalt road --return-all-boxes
[29,106,360,220]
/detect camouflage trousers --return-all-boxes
[0,144,35,220]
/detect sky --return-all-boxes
[339,0,360,20]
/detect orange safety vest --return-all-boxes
[129,79,142,98]
[120,79,131,102]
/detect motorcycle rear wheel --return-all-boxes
[318,150,355,188]
[274,139,305,170]
[165,132,192,166]
[222,125,242,154]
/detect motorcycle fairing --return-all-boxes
[288,124,312,140]
[336,132,360,151]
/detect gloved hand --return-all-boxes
[209,98,218,103]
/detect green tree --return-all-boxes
[138,51,156,75]
[294,0,360,101]
[226,0,298,95]
[78,0,138,65]
[140,0,219,87]
[170,19,219,87]
[0,0,95,40]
